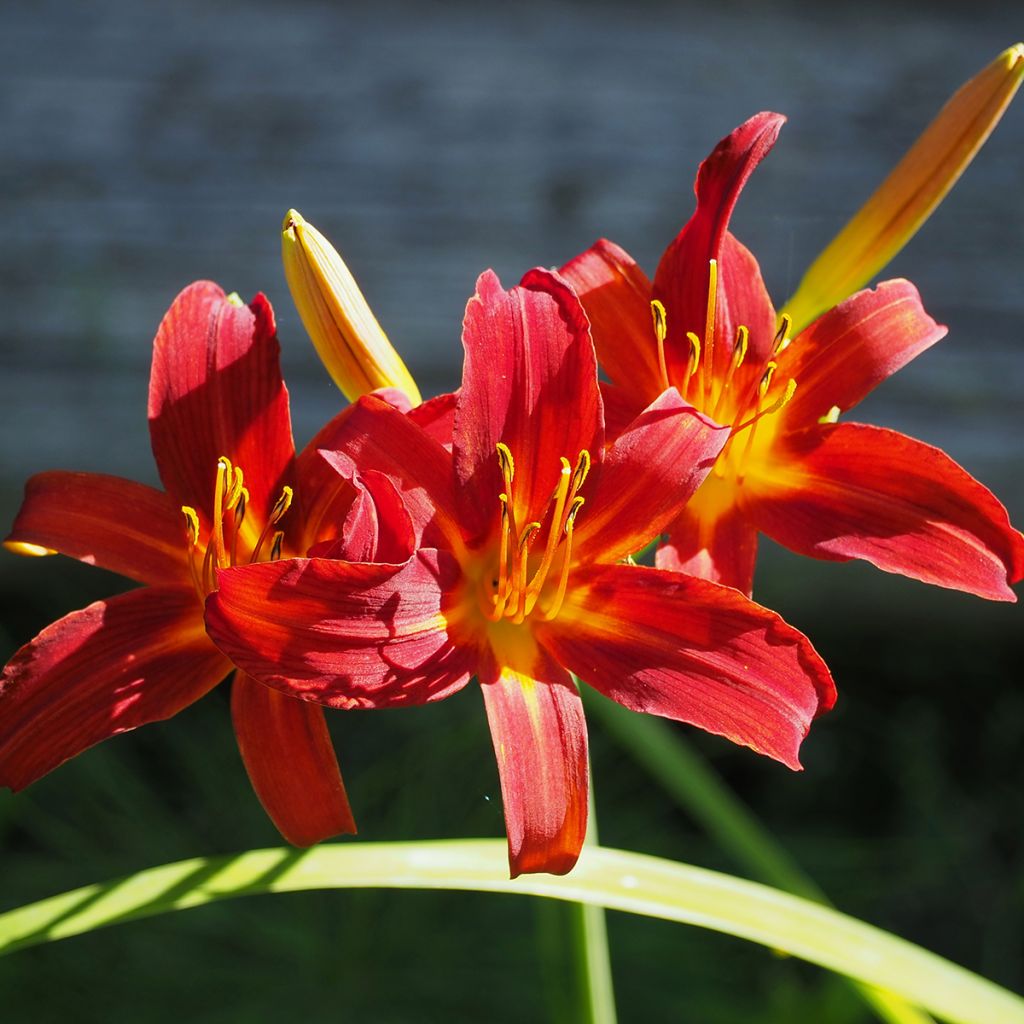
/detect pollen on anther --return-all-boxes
[181,506,201,545]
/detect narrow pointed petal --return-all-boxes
[783,44,1024,332]
[282,210,421,404]
[778,280,947,429]
[479,650,588,877]
[559,238,665,403]
[231,672,356,846]
[315,395,462,550]
[540,564,835,770]
[574,389,729,565]
[656,487,760,597]
[454,269,603,539]
[205,550,475,708]
[653,113,783,382]
[148,282,295,525]
[5,471,190,587]
[747,423,1024,601]
[0,587,227,790]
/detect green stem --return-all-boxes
[536,765,617,1024]
[584,691,935,1024]
[0,841,1019,1024]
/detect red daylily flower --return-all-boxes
[205,268,836,877]
[1,282,370,846]
[561,113,1024,599]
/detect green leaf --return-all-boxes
[1,841,1020,1024]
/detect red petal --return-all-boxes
[559,239,664,406]
[479,648,588,877]
[148,282,295,527]
[0,586,227,790]
[295,405,360,552]
[408,389,458,450]
[778,280,947,429]
[653,114,783,383]
[574,389,729,565]
[231,672,356,846]
[205,550,475,708]
[747,423,1024,600]
[454,269,603,540]
[6,471,190,587]
[540,564,835,769]
[316,395,462,551]
[656,485,760,597]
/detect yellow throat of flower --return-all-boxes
[655,259,797,483]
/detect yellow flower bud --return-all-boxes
[784,44,1024,333]
[282,210,422,405]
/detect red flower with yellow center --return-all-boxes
[1,282,369,846]
[205,268,836,877]
[561,113,1024,598]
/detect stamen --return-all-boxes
[523,459,572,614]
[736,379,798,484]
[181,505,204,595]
[269,531,284,562]
[487,494,513,621]
[488,445,589,624]
[270,485,294,523]
[542,497,584,621]
[181,506,200,547]
[819,405,841,425]
[496,442,515,488]
[683,332,702,400]
[570,449,591,494]
[251,485,295,563]
[758,361,778,397]
[732,378,798,435]
[224,465,245,512]
[229,486,249,567]
[510,522,541,624]
[651,299,670,388]
[712,325,749,419]
[772,313,793,354]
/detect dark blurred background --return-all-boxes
[1,2,1022,1021]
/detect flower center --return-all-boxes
[483,442,590,625]
[654,258,797,482]
[180,455,293,597]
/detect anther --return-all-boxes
[773,313,793,355]
[269,531,284,562]
[181,506,200,546]
[570,449,591,493]
[819,405,841,425]
[651,299,670,387]
[758,361,778,397]
[270,486,293,523]
[712,325,750,419]
[496,442,515,486]
[542,498,584,622]
[683,331,702,400]
[733,325,749,368]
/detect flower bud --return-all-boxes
[784,44,1024,332]
[282,210,421,405]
